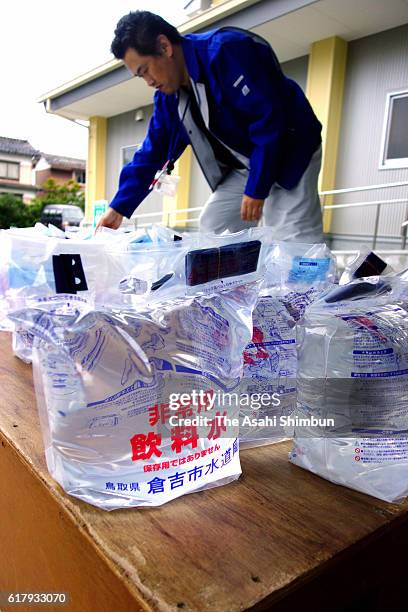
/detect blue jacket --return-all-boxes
[110,28,322,218]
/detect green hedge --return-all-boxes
[0,179,85,230]
[0,194,42,229]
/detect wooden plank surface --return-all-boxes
[1,332,408,611]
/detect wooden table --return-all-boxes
[1,331,408,612]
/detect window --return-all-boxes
[380,90,408,169]
[121,144,141,166]
[74,170,86,184]
[0,160,20,180]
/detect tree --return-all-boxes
[0,194,36,229]
[0,179,85,229]
[33,178,85,211]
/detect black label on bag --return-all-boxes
[354,252,387,278]
[185,240,261,286]
[52,254,88,294]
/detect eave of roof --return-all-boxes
[41,153,86,170]
[37,0,261,103]
[0,136,39,157]
[38,0,408,121]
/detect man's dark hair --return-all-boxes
[111,11,182,59]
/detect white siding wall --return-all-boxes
[331,24,408,249]
[106,106,164,224]
[281,55,308,92]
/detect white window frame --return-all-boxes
[121,143,141,167]
[379,88,408,170]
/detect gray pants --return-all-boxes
[199,146,323,243]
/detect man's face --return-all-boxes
[124,38,183,95]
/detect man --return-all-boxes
[98,10,323,242]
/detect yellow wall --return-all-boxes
[85,116,107,223]
[162,145,193,228]
[306,36,348,233]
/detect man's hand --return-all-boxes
[96,208,124,231]
[241,195,264,222]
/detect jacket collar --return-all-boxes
[181,36,201,83]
